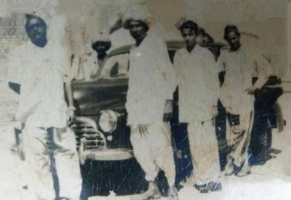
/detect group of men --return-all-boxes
[114,3,272,200]
[6,3,273,200]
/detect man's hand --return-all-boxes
[211,106,218,118]
[245,85,257,95]
[163,99,173,122]
[231,125,241,133]
[67,106,76,127]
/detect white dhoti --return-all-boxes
[226,111,254,166]
[23,126,82,200]
[187,121,221,184]
[130,122,176,187]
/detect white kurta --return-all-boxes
[174,45,220,122]
[77,52,99,81]
[7,41,73,128]
[174,45,221,184]
[6,48,23,108]
[126,35,176,125]
[217,46,273,115]
[7,41,82,200]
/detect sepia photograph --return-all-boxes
[0,0,290,199]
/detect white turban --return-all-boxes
[9,0,60,34]
[122,3,154,29]
[9,0,58,21]
[10,0,67,44]
[91,30,111,44]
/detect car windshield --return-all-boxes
[96,53,129,80]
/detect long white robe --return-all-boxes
[7,41,82,199]
[217,46,273,167]
[7,41,74,128]
[126,35,176,125]
[174,45,221,184]
[174,45,220,123]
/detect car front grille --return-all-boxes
[72,117,107,151]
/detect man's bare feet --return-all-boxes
[225,161,235,176]
[168,186,178,200]
[225,157,235,176]
[236,162,251,177]
[131,181,159,200]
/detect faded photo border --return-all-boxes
[0,0,291,200]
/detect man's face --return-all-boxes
[95,42,107,54]
[129,21,147,41]
[181,28,196,46]
[226,31,240,51]
[26,17,47,47]
[93,41,110,59]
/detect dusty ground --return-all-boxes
[0,94,290,200]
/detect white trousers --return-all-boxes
[130,122,176,187]
[226,111,253,166]
[23,126,82,200]
[187,121,221,184]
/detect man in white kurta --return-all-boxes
[121,3,178,200]
[174,20,221,193]
[217,25,273,177]
[127,35,177,199]
[74,32,129,81]
[9,13,82,200]
[72,32,110,81]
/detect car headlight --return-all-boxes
[98,110,118,133]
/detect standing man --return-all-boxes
[90,33,129,79]
[174,20,221,193]
[77,32,112,80]
[120,4,178,200]
[217,25,272,176]
[79,31,129,80]
[9,13,82,200]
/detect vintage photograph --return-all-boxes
[0,0,290,199]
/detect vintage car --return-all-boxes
[72,40,224,199]
[72,40,285,199]
[72,40,186,199]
